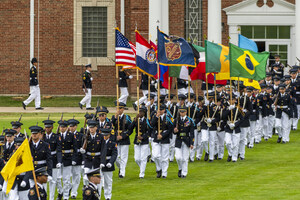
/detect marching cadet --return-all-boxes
[42,119,63,200]
[133,73,149,111]
[173,105,194,178]
[290,68,300,130]
[83,168,101,200]
[22,58,43,110]
[202,92,220,162]
[111,102,132,178]
[274,84,292,143]
[177,78,188,95]
[273,76,281,94]
[28,125,52,187]
[79,64,94,110]
[264,72,273,85]
[28,167,48,200]
[271,55,285,78]
[248,87,258,148]
[11,121,25,138]
[68,119,83,199]
[100,128,117,200]
[118,67,133,105]
[80,120,106,192]
[56,120,77,200]
[215,96,226,160]
[3,129,16,162]
[266,85,275,140]
[145,93,156,163]
[8,137,30,200]
[223,94,243,162]
[150,104,173,178]
[97,106,112,130]
[128,105,151,179]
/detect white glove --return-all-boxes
[100,164,105,169]
[119,78,122,80]
[72,161,76,166]
[106,163,112,168]
[204,99,209,106]
[229,105,235,110]
[151,80,155,84]
[186,102,191,107]
[217,127,221,132]
[47,176,52,182]
[129,75,133,79]
[242,109,247,113]
[271,104,275,109]
[186,81,189,84]
[0,184,2,191]
[83,174,88,182]
[195,102,199,106]
[90,77,93,81]
[166,101,172,107]
[80,148,86,154]
[197,122,201,126]
[20,181,26,187]
[176,102,180,107]
[229,123,235,129]
[146,101,151,107]
[56,163,61,168]
[207,118,212,123]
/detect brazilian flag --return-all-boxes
[229,43,270,81]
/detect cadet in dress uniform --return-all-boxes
[57,120,77,200]
[96,106,112,131]
[173,106,194,178]
[274,84,292,143]
[11,121,25,138]
[3,129,16,162]
[27,125,52,187]
[111,103,132,178]
[79,64,94,110]
[128,106,151,178]
[28,167,48,200]
[100,128,117,200]
[150,104,173,178]
[215,95,226,160]
[22,58,43,110]
[290,68,300,130]
[247,87,257,148]
[42,119,63,200]
[83,168,101,200]
[271,54,285,78]
[68,119,83,199]
[118,67,133,105]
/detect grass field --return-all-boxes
[0,113,300,199]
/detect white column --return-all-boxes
[30,0,34,67]
[120,0,125,34]
[296,0,300,61]
[161,0,169,35]
[228,25,239,46]
[208,0,222,43]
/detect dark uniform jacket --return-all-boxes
[15,132,25,139]
[83,132,106,169]
[128,117,151,145]
[3,142,16,162]
[119,70,130,87]
[177,78,188,89]
[150,114,173,144]
[43,133,62,167]
[173,116,194,148]
[29,140,52,176]
[140,73,149,90]
[73,130,84,166]
[275,93,292,118]
[60,131,77,166]
[102,138,118,172]
[111,114,132,145]
[239,95,253,128]
[82,70,92,89]
[29,66,38,86]
[0,158,5,187]
[222,107,243,133]
[249,95,258,121]
[97,118,112,131]
[28,183,47,200]
[83,182,100,200]
[257,92,272,117]
[291,77,300,105]
[203,103,221,131]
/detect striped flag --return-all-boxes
[115,28,136,67]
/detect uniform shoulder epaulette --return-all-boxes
[85,189,92,196]
[29,189,35,196]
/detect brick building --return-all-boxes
[0,0,298,96]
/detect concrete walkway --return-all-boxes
[0,107,136,113]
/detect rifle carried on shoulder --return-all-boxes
[56,113,64,134]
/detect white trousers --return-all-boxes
[239,127,249,159]
[80,88,92,108]
[224,132,240,161]
[268,115,275,138]
[292,118,298,129]
[175,143,190,176]
[160,88,167,96]
[201,129,209,155]
[100,171,113,200]
[216,131,225,159]
[8,186,29,200]
[190,129,200,161]
[275,112,291,142]
[135,90,148,105]
[178,88,187,96]
[152,142,170,177]
[119,87,129,105]
[71,165,83,197]
[134,144,148,178]
[298,105,300,120]
[169,135,176,161]
[23,85,41,108]
[116,145,129,177]
[49,168,63,200]
[249,121,256,147]
[60,166,72,199]
[255,114,267,142]
[201,129,216,160]
[196,130,204,159]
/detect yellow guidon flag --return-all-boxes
[1,138,34,194]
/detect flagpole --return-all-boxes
[137,69,141,143]
[148,75,151,120]
[230,77,233,122]
[168,75,171,110]
[206,73,210,118]
[214,73,217,103]
[116,65,120,136]
[175,78,179,102]
[157,63,161,138]
[188,75,191,117]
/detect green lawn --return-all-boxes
[0,96,134,107]
[0,113,300,199]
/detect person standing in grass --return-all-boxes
[79,64,94,110]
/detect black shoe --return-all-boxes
[189,158,194,163]
[139,176,144,179]
[132,103,138,111]
[264,138,268,141]
[178,170,182,178]
[156,170,162,178]
[214,154,218,160]
[71,195,76,199]
[218,158,222,160]
[22,102,26,110]
[86,107,94,110]
[147,155,151,162]
[119,175,124,178]
[227,156,232,162]
[232,160,237,163]
[169,160,174,162]
[162,176,166,179]
[196,157,201,161]
[181,175,186,178]
[151,159,154,163]
[238,154,240,159]
[118,169,120,176]
[255,142,259,144]
[240,157,245,161]
[209,159,213,163]
[204,152,209,161]
[282,141,286,144]
[56,193,63,200]
[36,107,44,110]
[277,137,282,143]
[78,103,83,109]
[106,199,111,200]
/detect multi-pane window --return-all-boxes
[241,26,290,39]
[269,45,288,66]
[184,0,203,46]
[82,7,107,57]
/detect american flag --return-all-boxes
[115,29,136,67]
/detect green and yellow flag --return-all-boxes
[230,43,269,81]
[1,138,34,194]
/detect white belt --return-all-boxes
[62,150,73,153]
[296,92,300,94]
[87,152,101,156]
[278,106,288,109]
[51,151,56,155]
[34,160,46,165]
[106,156,111,159]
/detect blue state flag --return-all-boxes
[157,28,195,67]
[238,34,258,53]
